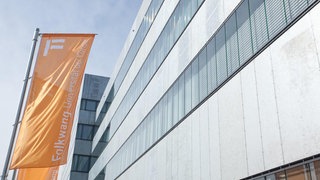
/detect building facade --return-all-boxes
[90,0,320,179]
[58,74,109,180]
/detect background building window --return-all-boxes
[76,124,98,141]
[71,154,98,173]
[80,99,99,111]
[72,155,90,173]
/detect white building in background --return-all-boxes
[88,0,320,179]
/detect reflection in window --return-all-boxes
[100,124,110,143]
[191,57,199,109]
[72,154,93,173]
[265,0,287,38]
[173,82,179,125]
[76,124,98,141]
[237,0,252,65]
[199,47,208,101]
[80,99,99,111]
[266,174,276,180]
[249,0,269,53]
[78,156,90,172]
[167,88,173,129]
[101,101,111,113]
[275,171,286,180]
[86,100,97,111]
[178,74,185,120]
[207,37,217,92]
[286,165,311,180]
[216,27,227,85]
[225,13,239,74]
[313,160,320,179]
[246,159,320,179]
[184,66,192,114]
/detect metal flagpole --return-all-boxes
[1,28,40,180]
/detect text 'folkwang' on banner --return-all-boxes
[10,34,95,169]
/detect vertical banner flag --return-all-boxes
[17,167,59,180]
[10,34,95,168]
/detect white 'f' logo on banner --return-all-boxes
[43,39,65,56]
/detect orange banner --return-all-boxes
[10,34,95,168]
[17,167,59,180]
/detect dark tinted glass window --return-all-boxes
[72,154,91,173]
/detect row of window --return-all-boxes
[113,0,164,95]
[79,99,100,141]
[71,154,97,173]
[95,0,164,149]
[108,0,205,144]
[247,159,320,180]
[96,0,164,131]
[103,0,317,179]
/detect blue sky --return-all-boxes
[0,0,142,177]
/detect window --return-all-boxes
[178,74,185,120]
[71,154,90,173]
[173,82,179,124]
[311,160,320,179]
[207,37,217,93]
[199,47,208,101]
[101,101,111,113]
[285,0,308,21]
[249,0,269,52]
[80,99,99,111]
[286,165,311,180]
[167,88,173,129]
[158,99,164,137]
[265,0,288,38]
[243,158,320,179]
[236,0,252,65]
[191,57,199,108]
[216,26,228,85]
[184,65,192,113]
[226,13,240,74]
[71,154,98,173]
[100,124,110,143]
[76,124,97,141]
[98,166,106,176]
[145,115,152,148]
[162,94,168,132]
[253,177,265,180]
[86,100,97,111]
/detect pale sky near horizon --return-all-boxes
[0,0,142,178]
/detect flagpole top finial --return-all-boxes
[33,28,40,40]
